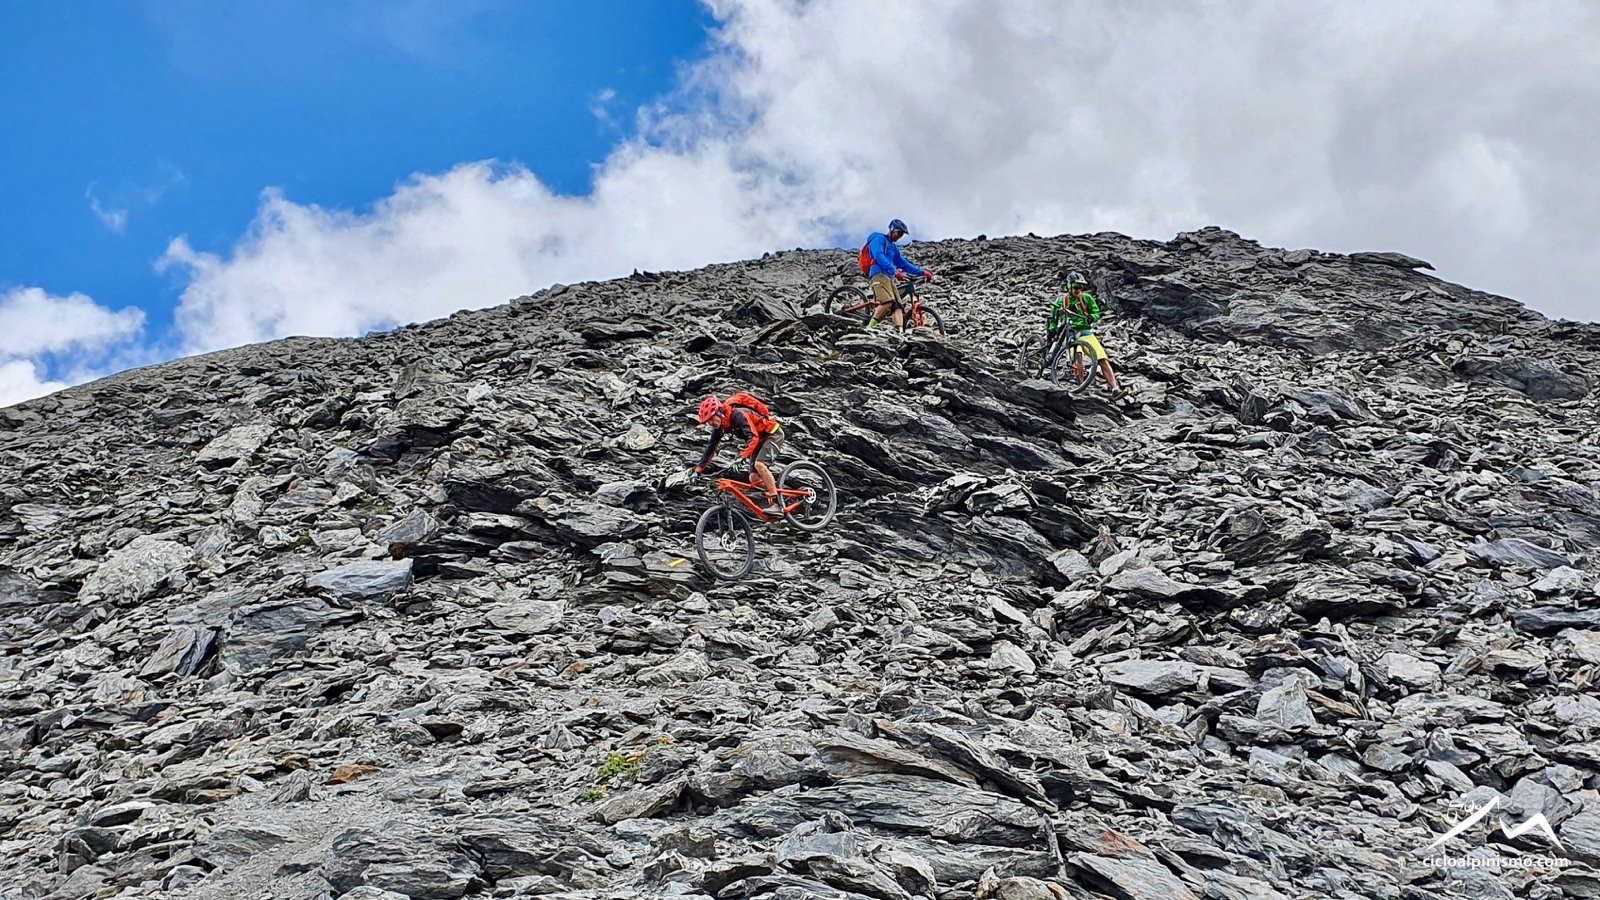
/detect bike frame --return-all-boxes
[840,280,930,329]
[714,476,813,523]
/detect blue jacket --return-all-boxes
[865,232,925,280]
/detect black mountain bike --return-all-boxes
[1016,326,1103,393]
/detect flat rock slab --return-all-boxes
[308,559,414,600]
[637,649,711,686]
[139,624,217,677]
[1557,630,1600,664]
[486,598,564,635]
[1256,680,1318,731]
[1105,567,1241,607]
[991,640,1037,675]
[196,423,275,465]
[1101,660,1200,695]
[1513,607,1600,635]
[224,598,363,673]
[1468,538,1573,570]
[590,778,686,825]
[1561,810,1600,863]
[1381,652,1442,690]
[1532,566,1594,596]
[1069,850,1199,900]
[546,503,650,550]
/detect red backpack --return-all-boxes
[726,391,772,419]
[858,243,873,275]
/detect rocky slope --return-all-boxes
[2,227,1598,900]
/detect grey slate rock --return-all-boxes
[223,597,363,673]
[307,558,414,600]
[196,423,275,465]
[2,227,1598,900]
[1101,660,1200,695]
[78,536,192,604]
[1468,538,1574,570]
[139,624,217,677]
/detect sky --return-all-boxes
[2,0,1597,406]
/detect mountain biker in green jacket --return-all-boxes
[1049,270,1125,397]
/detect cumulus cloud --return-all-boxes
[0,360,68,407]
[0,287,147,407]
[158,0,1600,356]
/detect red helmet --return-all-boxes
[697,396,726,425]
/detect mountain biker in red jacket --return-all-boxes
[865,219,934,330]
[695,395,785,513]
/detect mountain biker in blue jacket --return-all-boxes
[866,219,934,330]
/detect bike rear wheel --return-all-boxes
[1055,340,1100,393]
[827,286,873,324]
[695,505,755,579]
[778,460,837,532]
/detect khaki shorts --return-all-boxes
[870,274,900,307]
[753,424,783,464]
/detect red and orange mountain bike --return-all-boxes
[826,277,946,334]
[693,460,837,579]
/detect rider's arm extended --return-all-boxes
[1047,296,1067,332]
[696,427,725,471]
[887,241,926,278]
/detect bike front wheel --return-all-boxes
[1018,333,1054,379]
[695,505,755,579]
[827,285,873,324]
[913,303,946,335]
[778,460,837,532]
[1040,333,1070,383]
[1055,340,1101,393]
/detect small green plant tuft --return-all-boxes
[596,751,637,785]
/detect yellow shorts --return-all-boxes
[1072,333,1108,362]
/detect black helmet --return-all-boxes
[888,218,909,235]
[1062,269,1085,287]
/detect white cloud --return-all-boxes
[591,87,619,126]
[157,0,1600,355]
[0,360,68,408]
[0,288,146,358]
[86,184,128,234]
[86,165,187,234]
[0,287,147,407]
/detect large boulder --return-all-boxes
[79,537,192,605]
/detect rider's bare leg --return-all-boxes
[1100,360,1121,392]
[892,306,906,329]
[754,461,778,501]
[870,301,894,323]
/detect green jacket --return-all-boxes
[1049,290,1101,332]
